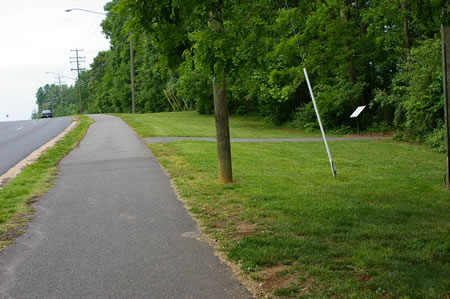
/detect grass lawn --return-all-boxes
[149,139,449,298]
[116,111,324,138]
[0,116,92,250]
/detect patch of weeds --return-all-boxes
[276,269,294,277]
[228,233,328,268]
[249,273,264,282]
[240,261,259,273]
[273,284,301,297]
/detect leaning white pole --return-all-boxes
[303,68,337,179]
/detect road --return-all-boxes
[0,115,249,298]
[0,117,73,175]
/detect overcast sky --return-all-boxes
[0,0,111,121]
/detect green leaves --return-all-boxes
[373,38,443,144]
[34,0,447,141]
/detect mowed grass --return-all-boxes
[0,116,92,250]
[149,139,450,298]
[116,111,323,138]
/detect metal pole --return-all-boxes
[303,68,337,179]
[357,117,360,135]
[130,34,136,114]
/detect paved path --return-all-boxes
[0,115,249,298]
[144,136,391,144]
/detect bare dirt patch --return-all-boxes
[257,265,298,295]
[236,223,257,236]
[0,211,33,252]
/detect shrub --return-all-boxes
[176,57,214,114]
[425,126,446,153]
[372,38,443,143]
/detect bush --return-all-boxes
[318,82,365,128]
[425,126,446,153]
[176,59,214,114]
[373,38,443,143]
[289,79,365,131]
[366,121,394,134]
[290,103,318,131]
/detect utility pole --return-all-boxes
[66,8,136,114]
[70,49,86,114]
[54,76,65,107]
[130,34,136,114]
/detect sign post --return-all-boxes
[350,106,366,135]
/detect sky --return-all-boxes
[0,0,111,121]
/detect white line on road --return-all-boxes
[16,127,23,130]
[0,119,77,189]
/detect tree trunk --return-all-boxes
[442,24,450,189]
[213,75,232,183]
[209,8,233,183]
[360,21,372,106]
[340,1,356,82]
[401,0,411,49]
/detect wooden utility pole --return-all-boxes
[70,49,86,114]
[54,76,65,110]
[130,34,136,114]
[209,9,233,183]
[442,24,450,189]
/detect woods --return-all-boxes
[35,0,449,151]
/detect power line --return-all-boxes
[70,48,86,77]
[65,6,136,113]
[80,33,131,86]
[54,76,65,106]
[284,0,305,65]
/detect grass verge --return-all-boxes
[116,111,324,138]
[149,139,449,298]
[0,116,93,251]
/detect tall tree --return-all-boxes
[114,0,235,182]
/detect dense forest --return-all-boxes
[36,0,449,151]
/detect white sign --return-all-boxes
[350,106,366,118]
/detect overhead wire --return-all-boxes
[79,32,131,86]
[284,0,305,65]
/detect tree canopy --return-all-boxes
[36,0,448,151]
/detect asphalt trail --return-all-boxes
[0,114,249,298]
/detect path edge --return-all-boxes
[142,143,267,299]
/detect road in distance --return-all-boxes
[0,117,72,176]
